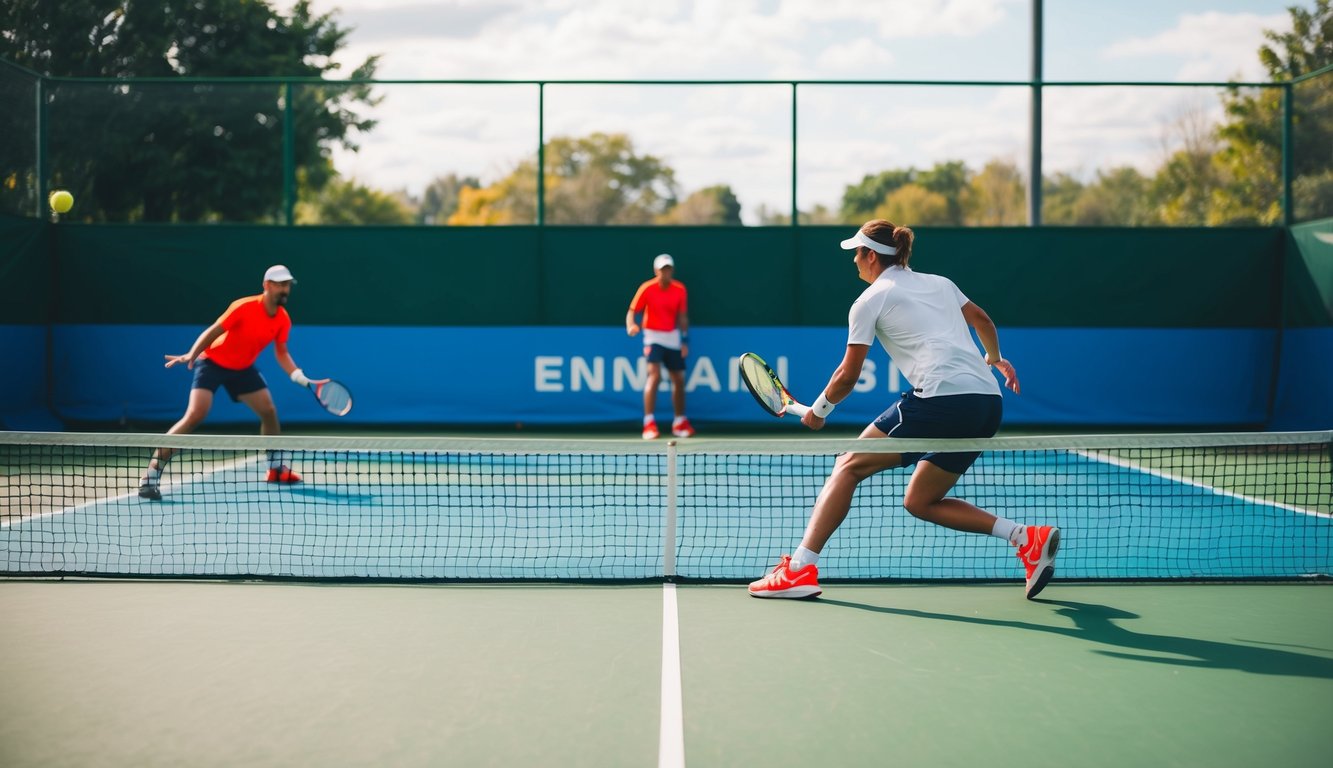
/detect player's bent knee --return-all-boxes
[902,493,943,521]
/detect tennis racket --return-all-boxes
[309,379,353,417]
[738,352,809,418]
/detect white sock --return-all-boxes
[992,518,1024,546]
[644,415,656,426]
[673,415,687,426]
[790,545,820,570]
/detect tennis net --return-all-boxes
[2,431,1329,582]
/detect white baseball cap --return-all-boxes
[653,253,674,270]
[263,264,297,283]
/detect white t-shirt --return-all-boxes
[847,266,1000,398]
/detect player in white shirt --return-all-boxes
[749,219,1060,600]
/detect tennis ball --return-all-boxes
[49,189,74,214]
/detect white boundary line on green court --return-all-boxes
[1074,449,1329,518]
[659,583,685,768]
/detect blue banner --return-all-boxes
[37,324,1284,427]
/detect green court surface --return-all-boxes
[1,581,1329,767]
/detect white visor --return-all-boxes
[840,230,897,256]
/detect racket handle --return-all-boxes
[783,402,810,418]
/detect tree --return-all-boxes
[916,160,968,224]
[417,173,480,225]
[1212,0,1333,223]
[448,133,678,225]
[657,185,741,225]
[1041,172,1086,225]
[1144,106,1226,225]
[873,183,951,225]
[963,160,1026,225]
[296,177,413,225]
[840,169,914,222]
[0,0,378,222]
[1073,167,1152,226]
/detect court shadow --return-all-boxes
[284,487,378,503]
[817,597,1333,679]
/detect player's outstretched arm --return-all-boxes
[801,344,869,431]
[164,322,226,369]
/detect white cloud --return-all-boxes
[776,0,1013,39]
[275,1,1288,219]
[1103,11,1291,81]
[815,38,895,74]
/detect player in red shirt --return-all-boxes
[138,265,328,500]
[626,253,693,439]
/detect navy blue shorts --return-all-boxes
[645,344,686,372]
[872,391,1003,474]
[192,358,268,402]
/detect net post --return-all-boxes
[663,440,678,582]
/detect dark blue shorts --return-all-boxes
[872,391,1003,474]
[645,344,686,372]
[192,358,268,402]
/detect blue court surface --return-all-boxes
[3,447,1329,582]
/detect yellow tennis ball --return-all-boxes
[49,190,74,213]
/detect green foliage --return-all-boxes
[963,160,1026,226]
[1041,168,1154,226]
[417,173,480,225]
[450,133,679,225]
[296,177,413,225]
[1210,1,1332,224]
[0,0,378,222]
[658,185,742,225]
[840,169,914,221]
[874,183,952,225]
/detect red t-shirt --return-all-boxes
[200,295,291,370]
[629,279,687,331]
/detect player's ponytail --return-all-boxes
[890,225,914,267]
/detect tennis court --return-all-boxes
[1,430,1330,766]
[1,581,1329,767]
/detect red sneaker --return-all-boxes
[671,418,695,438]
[266,466,302,484]
[1016,525,1060,599]
[642,420,659,440]
[748,554,821,599]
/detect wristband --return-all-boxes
[290,368,311,387]
[811,392,836,418]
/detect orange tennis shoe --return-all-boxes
[748,554,822,599]
[1016,525,1060,599]
[642,420,660,440]
[671,418,695,438]
[266,466,302,484]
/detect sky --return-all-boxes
[275,0,1298,219]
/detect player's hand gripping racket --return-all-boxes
[738,352,809,418]
[310,379,353,417]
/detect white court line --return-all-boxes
[659,583,685,768]
[1073,449,1329,519]
[1,454,264,529]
